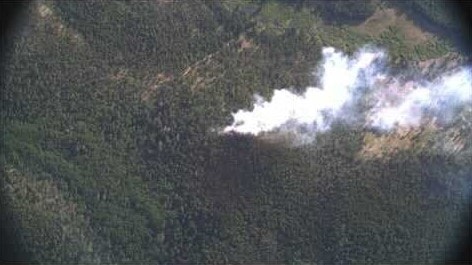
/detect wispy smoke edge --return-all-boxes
[222,46,472,144]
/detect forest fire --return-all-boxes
[223,46,472,144]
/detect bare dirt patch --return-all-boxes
[358,122,436,160]
[140,72,174,101]
[353,7,433,45]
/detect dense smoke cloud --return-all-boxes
[223,46,472,141]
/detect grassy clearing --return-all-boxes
[353,7,433,45]
[224,0,454,63]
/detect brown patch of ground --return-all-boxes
[140,72,174,101]
[353,7,433,46]
[237,35,254,52]
[358,121,437,160]
[142,34,256,100]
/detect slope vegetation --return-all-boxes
[2,0,471,264]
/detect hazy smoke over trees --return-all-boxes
[223,46,472,142]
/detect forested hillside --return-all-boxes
[2,0,471,264]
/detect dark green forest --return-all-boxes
[1,0,471,264]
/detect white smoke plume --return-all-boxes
[368,66,472,130]
[223,46,472,141]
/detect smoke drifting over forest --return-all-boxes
[223,46,472,141]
